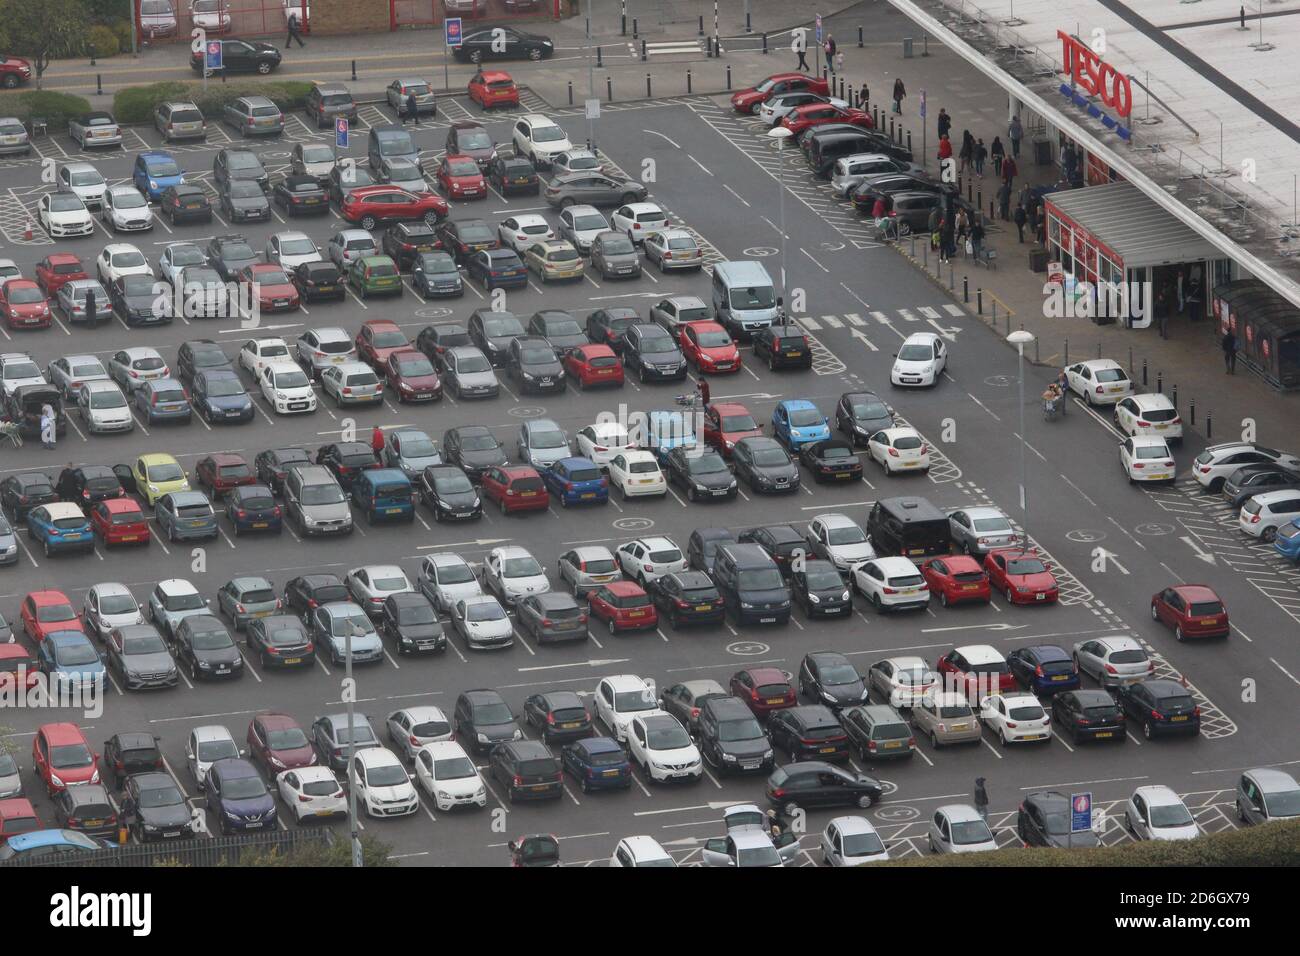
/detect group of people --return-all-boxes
[919,196,985,265]
[793,31,844,75]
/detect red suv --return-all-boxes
[195,453,256,495]
[32,723,100,795]
[91,497,151,547]
[468,70,520,109]
[730,667,796,718]
[356,319,411,368]
[1151,585,1229,640]
[35,254,89,297]
[340,185,447,230]
[587,581,657,633]
[730,73,829,113]
[21,590,82,643]
[481,465,548,514]
[247,712,317,775]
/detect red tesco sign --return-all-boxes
[1058,31,1133,119]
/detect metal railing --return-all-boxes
[0,827,333,868]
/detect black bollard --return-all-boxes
[633,17,639,39]
[977,288,984,314]
[977,189,982,210]
[762,33,768,54]
[907,131,912,153]
[351,60,357,81]
[1172,384,1177,408]
[858,25,864,47]
[699,15,705,36]
[646,73,652,97]
[622,14,626,36]
[873,105,879,127]
[597,46,603,67]
[607,76,613,101]
[1064,339,1069,366]
[567,81,573,105]
[641,39,647,62]
[726,64,732,89]
[1142,359,1148,386]
[746,12,752,33]
[889,118,895,139]
[963,276,969,303]
[1157,371,1163,394]
[96,74,102,95]
[1206,413,1212,440]
[1190,398,1196,426]
[687,69,692,94]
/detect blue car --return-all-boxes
[133,377,192,425]
[561,736,632,792]
[225,484,283,535]
[351,468,415,524]
[26,503,94,557]
[192,368,254,423]
[771,399,831,452]
[1274,518,1300,561]
[37,630,107,692]
[155,491,219,542]
[646,409,699,463]
[205,757,278,834]
[1007,644,1081,695]
[133,150,185,202]
[544,457,608,507]
[0,829,109,861]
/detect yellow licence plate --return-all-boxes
[1052,675,1070,681]
[83,819,104,827]
[962,585,978,591]
[819,746,835,753]
[284,658,302,665]
[881,741,901,749]
[521,491,538,497]
[695,604,711,612]
[1201,619,1217,625]
[1171,715,1189,721]
[785,351,802,357]
[561,722,581,729]
[602,769,620,776]
[120,535,138,542]
[1095,731,1114,738]
[581,492,595,499]
[766,698,783,705]
[628,611,645,617]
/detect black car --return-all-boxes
[687,526,737,573]
[453,26,554,63]
[206,235,259,282]
[254,447,311,495]
[54,783,118,838]
[621,323,687,382]
[663,447,736,502]
[489,155,539,196]
[436,218,498,264]
[55,465,122,504]
[189,37,281,75]
[523,691,593,743]
[1221,464,1300,509]
[585,307,639,353]
[291,261,346,302]
[218,180,272,223]
[765,761,882,811]
[697,696,773,774]
[752,325,812,370]
[315,441,379,490]
[160,184,212,225]
[507,336,564,394]
[528,310,587,355]
[465,247,527,290]
[214,148,269,192]
[417,464,481,522]
[411,251,463,297]
[175,339,231,387]
[327,162,378,204]
[417,323,473,365]
[272,174,329,216]
[467,309,525,367]
[311,713,380,771]
[283,574,350,618]
[732,437,800,494]
[841,704,914,761]
[836,390,895,446]
[454,689,521,755]
[517,592,588,644]
[174,614,244,681]
[245,613,313,669]
[1051,689,1127,744]
[737,524,806,576]
[224,484,280,535]
[447,120,498,170]
[798,438,863,482]
[490,740,563,802]
[791,561,852,618]
[1116,679,1200,739]
[101,732,162,789]
[175,267,228,320]
[442,426,509,482]
[647,570,724,627]
[110,274,169,326]
[798,652,866,708]
[191,369,253,424]
[383,221,440,270]
[1,472,59,522]
[1019,790,1102,849]
[121,771,193,842]
[768,705,850,762]
[379,592,445,655]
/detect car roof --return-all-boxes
[1245,768,1299,792]
[1134,785,1184,806]
[40,502,87,521]
[603,580,646,596]
[815,512,860,528]
[40,723,87,745]
[937,803,985,823]
[1078,358,1121,369]
[901,331,940,345]
[1129,435,1171,448]
[157,578,200,595]
[1131,393,1174,409]
[871,555,923,574]
[620,835,671,860]
[191,724,235,743]
[355,746,401,767]
[828,815,877,836]
[603,674,652,692]
[1171,584,1220,601]
[744,667,789,683]
[954,644,1006,664]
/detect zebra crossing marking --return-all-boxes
[898,309,918,322]
[822,315,843,328]
[845,313,865,326]
[799,316,822,331]
[871,311,891,324]
[943,304,965,316]
[918,306,941,319]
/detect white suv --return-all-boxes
[594,674,662,743]
[1193,442,1300,492]
[1239,489,1300,541]
[512,114,572,169]
[851,557,930,612]
[627,713,703,783]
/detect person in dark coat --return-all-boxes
[406,91,420,126]
[958,130,973,173]
[696,377,710,406]
[85,287,98,327]
[285,11,304,49]
[1001,155,1018,188]
[974,777,989,821]
[973,138,987,175]
[997,181,1012,221]
[1222,329,1237,373]
[1008,115,1023,158]
[1013,204,1027,242]
[892,77,906,115]
[990,136,1005,178]
[858,82,869,110]
[969,215,985,260]
[936,108,951,141]
[824,34,837,75]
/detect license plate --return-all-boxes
[1052,674,1069,681]
[521,491,538,497]
[1155,423,1167,429]
[386,508,401,514]
[902,588,918,595]
[602,769,620,776]
[1201,619,1217,625]
[1109,386,1123,393]
[318,285,336,292]
[909,548,925,556]
[740,760,759,770]
[903,461,919,467]
[531,784,550,792]
[83,819,104,827]
[304,197,321,204]
[120,535,138,542]
[785,351,802,357]
[695,604,711,612]
[332,357,345,364]
[254,610,271,618]
[1170,715,1189,722]
[245,821,264,828]
[454,512,472,518]
[274,299,288,307]
[962,585,978,591]
[760,616,776,623]
[514,178,530,184]
[561,722,581,729]
[1020,733,1046,740]
[252,522,268,528]
[819,746,836,754]
[628,610,646,618]
[215,666,229,674]
[766,698,783,705]
[163,831,180,838]
[314,809,333,816]
[711,489,728,496]
[881,741,901,749]
[189,520,206,528]
[581,492,595,499]
[284,657,301,665]
[1036,593,1046,600]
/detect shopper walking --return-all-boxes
[997,181,1011,221]
[958,130,973,173]
[1013,204,1026,243]
[973,138,987,175]
[372,424,385,457]
[1002,154,1018,188]
[39,404,56,450]
[937,134,952,164]
[824,34,837,75]
[858,82,869,110]
[1008,115,1023,158]
[1222,329,1237,373]
[936,107,951,141]
[285,10,305,49]
[794,29,810,72]
[85,286,99,327]
[406,91,420,127]
[891,77,906,115]
[974,777,989,822]
[990,136,1005,178]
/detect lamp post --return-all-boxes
[346,620,364,868]
[767,126,793,305]
[1007,329,1035,549]
[586,0,596,152]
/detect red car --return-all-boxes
[385,348,442,402]
[1151,584,1229,640]
[563,343,623,389]
[240,264,300,313]
[703,401,763,457]
[0,799,40,845]
[0,643,40,693]
[35,253,88,297]
[679,321,741,375]
[91,497,151,547]
[0,278,51,329]
[780,103,873,137]
[195,453,256,495]
[340,185,447,230]
[936,645,1018,699]
[587,581,657,632]
[32,723,100,795]
[436,155,488,200]
[21,590,83,643]
[920,555,990,607]
[468,70,520,109]
[0,55,33,89]
[983,549,1060,605]
[247,712,317,775]
[730,72,829,114]
[730,667,797,718]
[481,465,548,515]
[356,319,411,369]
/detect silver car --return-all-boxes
[643,229,703,272]
[385,706,453,762]
[158,243,207,287]
[556,204,609,255]
[947,506,1017,556]
[417,553,482,614]
[650,294,711,334]
[1071,636,1152,688]
[321,361,383,406]
[701,829,797,868]
[442,346,500,400]
[928,804,998,854]
[83,582,144,640]
[0,515,17,566]
[829,152,927,198]
[556,545,621,597]
[1236,768,1300,826]
[224,96,283,137]
[69,111,122,149]
[379,156,427,193]
[327,229,378,270]
[517,418,571,469]
[386,77,435,117]
[910,692,980,747]
[383,428,442,479]
[184,724,241,790]
[0,116,31,156]
[0,751,21,797]
[154,101,206,143]
[77,381,134,434]
[296,326,356,379]
[216,575,281,631]
[146,578,212,640]
[47,354,109,401]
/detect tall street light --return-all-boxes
[766,126,793,307]
[346,620,365,868]
[1007,329,1035,549]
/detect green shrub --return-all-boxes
[110,18,135,52]
[87,24,120,58]
[113,81,191,124]
[0,90,93,130]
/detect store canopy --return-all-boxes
[1045,182,1223,270]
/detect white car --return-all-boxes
[1120,435,1176,483]
[806,513,875,570]
[158,243,208,287]
[607,450,667,498]
[1113,393,1183,442]
[258,362,316,414]
[77,381,134,434]
[184,725,240,791]
[1239,489,1300,541]
[947,506,1017,556]
[345,564,414,618]
[417,552,483,614]
[759,92,847,125]
[594,674,661,743]
[1071,635,1154,688]
[556,204,609,254]
[38,192,94,238]
[101,185,155,232]
[414,740,487,811]
[867,655,939,709]
[481,546,550,607]
[349,747,419,818]
[385,706,452,763]
[296,326,357,378]
[512,113,573,168]
[265,231,322,270]
[238,337,294,378]
[615,536,687,585]
[0,260,20,283]
[820,815,889,866]
[1125,785,1200,841]
[851,557,930,613]
[58,162,107,210]
[96,244,152,286]
[0,353,45,399]
[83,582,144,640]
[866,426,930,474]
[1065,358,1133,406]
[627,713,703,783]
[890,332,947,387]
[978,694,1051,745]
[609,835,677,867]
[928,804,998,854]
[1192,442,1300,492]
[108,346,169,392]
[576,421,635,468]
[449,595,514,649]
[610,201,670,245]
[497,214,555,254]
[277,766,347,822]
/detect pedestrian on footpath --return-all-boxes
[958,130,973,173]
[85,286,99,327]
[285,10,305,49]
[372,424,385,457]
[794,29,810,72]
[937,134,952,164]
[1008,114,1023,158]
[1223,329,1237,373]
[696,377,711,406]
[1157,287,1170,339]
[1013,204,1026,242]
[973,138,987,175]
[954,206,969,248]
[858,82,869,110]
[928,205,941,251]
[406,91,420,127]
[936,107,951,141]
[990,136,1005,178]
[939,218,955,264]
[997,181,1011,221]
[892,77,906,114]
[969,216,985,261]
[39,404,56,450]
[1056,369,1069,414]
[1002,154,1018,188]
[824,34,837,75]
[974,777,989,821]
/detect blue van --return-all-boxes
[352,468,415,524]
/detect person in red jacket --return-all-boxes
[937,134,953,163]
[371,425,385,457]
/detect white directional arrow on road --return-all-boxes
[517,658,631,672]
[921,622,1029,634]
[1180,536,1217,565]
[417,538,513,549]
[1093,548,1131,575]
[850,329,878,352]
[926,318,962,342]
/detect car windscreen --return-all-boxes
[1095,367,1128,383]
[203,378,244,397]
[841,831,885,856]
[433,756,476,779]
[365,763,409,787]
[729,286,774,309]
[645,723,691,750]
[938,704,972,718]
[949,820,994,845]
[68,169,104,186]
[1189,601,1224,616]
[718,718,764,742]
[827,526,866,545]
[614,691,656,712]
[465,602,506,622]
[333,723,375,746]
[434,562,475,584]
[1006,558,1047,575]
[503,556,542,578]
[223,775,268,800]
[396,603,438,626]
[600,235,636,255]
[229,182,263,199]
[1149,803,1194,828]
[137,782,184,808]
[112,190,147,208]
[750,447,790,467]
[738,568,783,591]
[687,454,728,475]
[329,612,371,636]
[122,633,167,655]
[573,213,606,231]
[343,370,379,387]
[49,194,85,212]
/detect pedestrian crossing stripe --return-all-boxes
[871,311,891,324]
[943,304,965,316]
[918,306,941,319]
[799,316,822,331]
[845,313,865,326]
[822,315,843,328]
[898,309,918,322]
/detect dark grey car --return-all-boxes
[516,592,588,644]
[311,713,381,771]
[590,231,642,280]
[219,180,271,223]
[544,171,646,208]
[732,437,800,494]
[107,624,178,691]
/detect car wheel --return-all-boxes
[1175,625,1185,642]
[1143,721,1153,739]
[857,793,875,809]
[930,731,940,749]
[872,592,883,613]
[360,215,377,230]
[528,48,544,61]
[1262,526,1279,543]
[1006,587,1015,604]
[999,728,1007,746]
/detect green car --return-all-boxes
[349,255,403,299]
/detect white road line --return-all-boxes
[798,315,822,331]
[943,304,965,316]
[845,313,865,326]
[821,314,843,328]
[966,392,1001,421]
[723,184,750,206]
[918,306,941,319]
[800,247,830,273]
[870,311,891,324]
[687,155,713,176]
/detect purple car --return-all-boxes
[205,757,278,834]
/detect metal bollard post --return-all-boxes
[1129,346,1133,373]
[923,243,929,268]
[1190,398,1196,426]
[1035,338,1040,363]
[641,39,647,62]
[762,33,768,54]
[716,36,722,58]
[622,14,627,35]
[97,74,102,95]
[1206,413,1212,439]
[992,300,998,324]
[1172,384,1177,408]
[977,288,984,315]
[699,15,705,36]
[633,17,639,38]
[873,105,879,127]
[839,77,845,100]
[948,262,954,291]
[1157,371,1163,394]
[907,131,912,153]
[646,73,652,97]
[607,76,614,101]
[746,12,752,32]
[889,118,895,139]
[568,81,573,105]
[687,69,692,94]
[859,25,864,47]
[726,65,732,89]
[977,189,982,210]
[963,276,969,303]
[597,46,603,67]
[989,200,995,219]
[351,60,357,81]
[967,182,973,203]
[1142,359,1148,386]
[1064,339,1069,365]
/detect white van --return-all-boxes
[711,260,778,339]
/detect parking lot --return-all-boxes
[0,87,1296,867]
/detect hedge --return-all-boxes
[0,90,93,131]
[872,818,1300,867]
[113,80,314,126]
[87,24,120,59]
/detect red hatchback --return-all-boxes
[936,646,1018,698]
[0,643,40,693]
[241,263,300,313]
[0,278,51,329]
[21,590,83,643]
[481,465,548,514]
[679,321,741,375]
[91,497,151,547]
[35,253,89,297]
[703,401,763,457]
[587,581,657,632]
[983,549,1059,605]
[385,348,442,402]
[468,70,520,109]
[563,343,624,389]
[32,723,100,795]
[730,667,797,718]
[247,712,317,775]
[356,319,411,368]
[0,799,41,845]
[195,453,256,495]
[730,72,829,113]
[340,185,447,230]
[921,555,990,607]
[436,155,488,200]
[1151,585,1229,640]
[780,103,873,137]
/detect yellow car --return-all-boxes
[123,453,190,507]
[524,239,584,283]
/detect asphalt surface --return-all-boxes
[0,89,1295,867]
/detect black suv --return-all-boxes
[121,771,194,842]
[1,472,57,522]
[489,740,563,802]
[467,309,525,367]
[506,335,564,394]
[55,465,122,504]
[737,524,806,577]
[698,696,773,774]
[1116,679,1200,739]
[213,148,268,192]
[646,570,724,627]
[102,732,163,788]
[663,446,736,502]
[382,221,439,270]
[768,705,850,762]
[621,322,686,383]
[752,325,812,370]
[315,441,379,491]
[254,447,311,495]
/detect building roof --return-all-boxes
[1046,181,1222,269]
